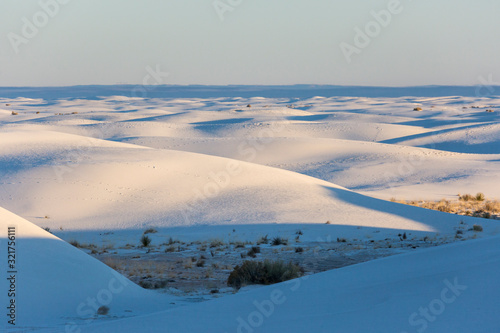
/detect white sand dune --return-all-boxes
[0,130,490,236]
[0,87,499,332]
[0,206,174,330]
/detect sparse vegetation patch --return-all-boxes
[227,260,303,289]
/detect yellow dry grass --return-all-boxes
[390,193,500,218]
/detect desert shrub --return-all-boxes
[247,246,260,258]
[476,193,485,202]
[233,241,245,248]
[295,230,303,235]
[196,259,206,267]
[337,237,347,243]
[413,107,423,111]
[484,202,495,212]
[139,280,152,289]
[11,111,18,115]
[165,245,177,252]
[271,237,288,246]
[251,246,260,253]
[295,247,304,253]
[257,235,269,245]
[140,235,152,247]
[210,239,224,248]
[227,260,303,289]
[459,193,474,201]
[97,306,109,315]
[144,228,158,234]
[472,224,483,232]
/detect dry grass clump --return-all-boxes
[209,238,225,248]
[391,193,499,219]
[102,257,124,271]
[472,224,483,232]
[257,235,269,245]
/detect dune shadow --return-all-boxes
[320,185,467,231]
[120,112,189,123]
[286,114,330,121]
[381,121,498,145]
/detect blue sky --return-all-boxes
[1,0,499,87]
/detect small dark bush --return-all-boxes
[97,306,109,315]
[473,224,483,232]
[295,247,304,253]
[144,228,158,234]
[476,193,485,202]
[227,260,303,289]
[247,246,260,258]
[140,235,152,247]
[139,280,152,289]
[271,237,288,246]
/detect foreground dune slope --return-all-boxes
[84,234,500,333]
[0,206,174,330]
